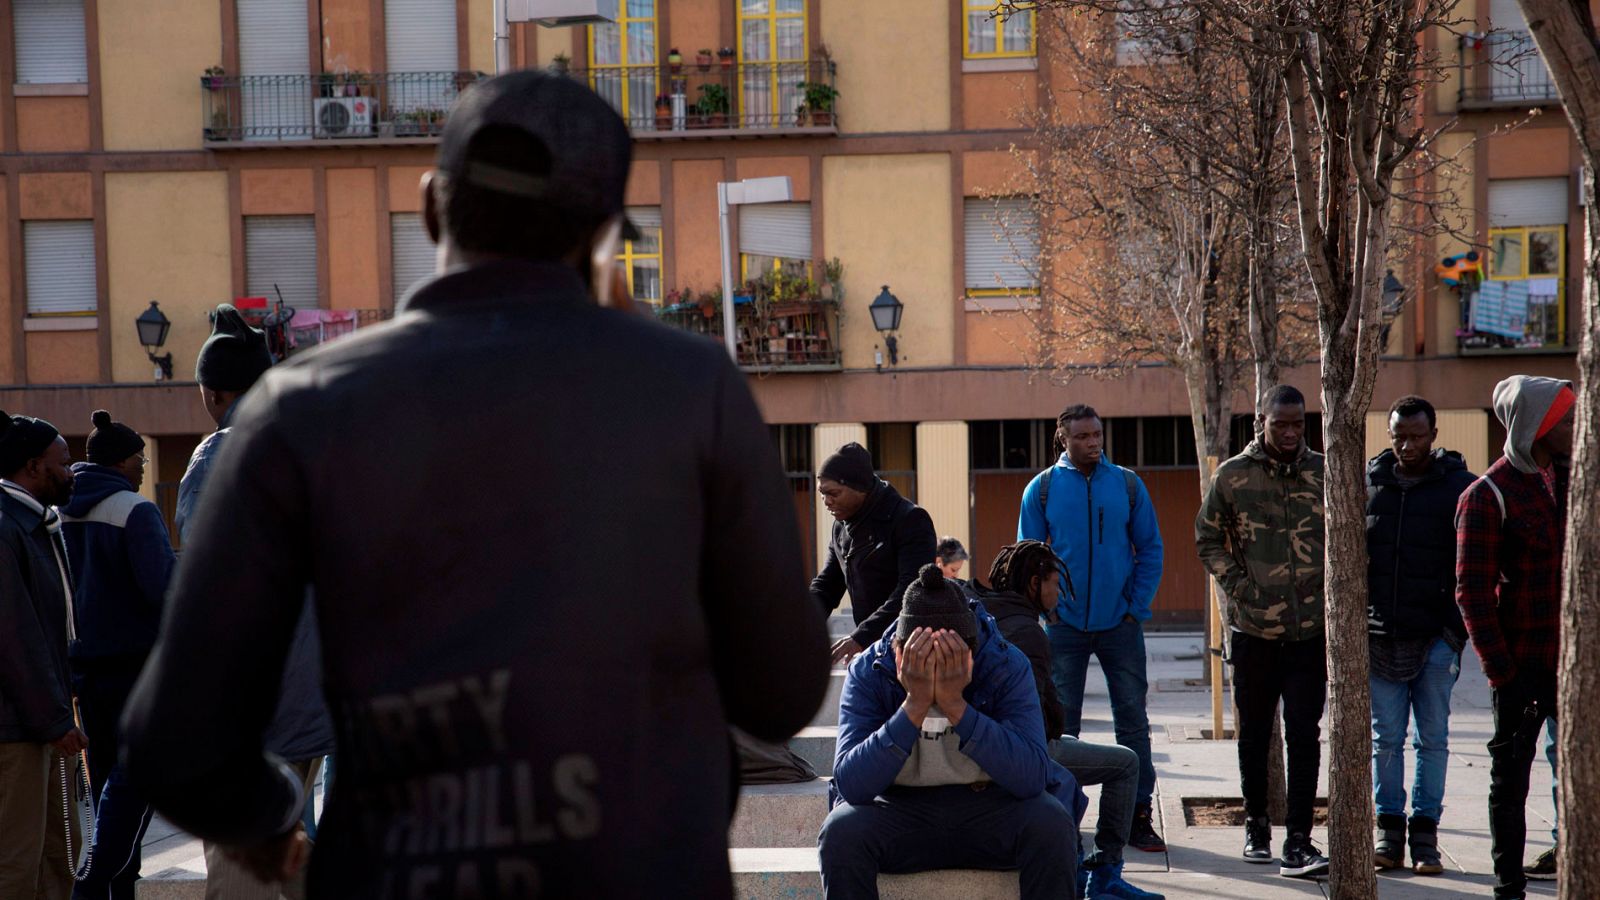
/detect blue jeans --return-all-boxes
[1048,617,1156,807]
[1049,737,1137,862]
[818,784,1077,899]
[1371,638,1460,821]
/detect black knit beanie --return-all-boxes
[86,410,145,466]
[195,305,272,392]
[0,410,61,476]
[898,564,979,650]
[819,442,876,493]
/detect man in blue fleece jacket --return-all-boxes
[1018,404,1165,851]
[819,565,1085,899]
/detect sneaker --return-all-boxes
[1128,803,1166,852]
[1280,832,1330,879]
[1085,859,1166,900]
[1242,816,1273,863]
[1524,845,1557,881]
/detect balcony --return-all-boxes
[657,272,842,372]
[200,71,487,146]
[565,59,839,139]
[1457,31,1561,110]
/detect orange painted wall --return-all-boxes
[388,167,430,213]
[0,180,12,381]
[734,156,810,201]
[669,0,722,60]
[964,149,1032,195]
[240,169,316,215]
[15,97,91,153]
[1485,125,1574,180]
[19,173,93,220]
[671,159,723,293]
[25,331,99,384]
[626,160,661,206]
[321,0,375,72]
[962,72,1035,131]
[964,309,1034,365]
[327,168,380,310]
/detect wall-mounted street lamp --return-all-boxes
[135,301,173,382]
[870,285,903,370]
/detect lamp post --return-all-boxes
[869,285,903,369]
[135,301,173,382]
[716,176,794,362]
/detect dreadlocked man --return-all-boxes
[973,541,1163,900]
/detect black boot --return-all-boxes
[1408,815,1442,875]
[1374,813,1407,869]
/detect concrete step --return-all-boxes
[729,778,831,848]
[788,725,836,777]
[810,669,846,728]
[733,847,1018,899]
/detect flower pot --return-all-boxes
[654,109,671,130]
[707,113,727,128]
[720,57,734,69]
[811,110,833,127]
[696,54,713,70]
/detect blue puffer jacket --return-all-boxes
[61,464,176,662]
[832,600,1087,820]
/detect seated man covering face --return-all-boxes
[818,564,1087,900]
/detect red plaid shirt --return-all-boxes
[1454,457,1565,688]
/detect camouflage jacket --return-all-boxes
[1194,440,1326,641]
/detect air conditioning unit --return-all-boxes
[314,97,373,139]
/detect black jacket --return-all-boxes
[809,480,937,648]
[0,488,75,743]
[121,261,832,899]
[969,583,1064,741]
[1365,448,1477,641]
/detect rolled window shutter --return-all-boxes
[1489,178,1569,227]
[13,0,87,84]
[627,207,663,231]
[23,221,96,315]
[390,213,436,303]
[385,0,459,71]
[238,0,312,141]
[738,203,812,260]
[965,198,1039,290]
[245,216,318,310]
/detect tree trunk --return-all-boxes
[1513,4,1600,896]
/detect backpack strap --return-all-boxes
[1122,466,1138,514]
[1038,466,1054,547]
[1482,475,1508,526]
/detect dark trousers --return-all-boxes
[1230,632,1327,835]
[72,659,155,900]
[1488,678,1557,899]
[817,784,1077,899]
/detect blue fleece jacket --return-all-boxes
[832,602,1087,820]
[61,464,176,661]
[1018,453,1164,632]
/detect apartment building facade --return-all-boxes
[0,0,1580,624]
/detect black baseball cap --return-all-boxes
[437,70,637,238]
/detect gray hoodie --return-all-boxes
[1492,375,1574,474]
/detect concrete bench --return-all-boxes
[729,778,832,848]
[734,848,1019,899]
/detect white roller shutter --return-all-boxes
[386,0,458,71]
[627,206,662,232]
[1490,178,1569,227]
[245,216,318,310]
[1489,0,1525,28]
[23,221,96,315]
[390,213,436,303]
[965,197,1039,290]
[239,0,311,141]
[738,203,811,260]
[13,0,88,84]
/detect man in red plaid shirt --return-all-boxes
[1455,374,1575,900]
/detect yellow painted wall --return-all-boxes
[820,0,949,133]
[1364,408,1490,476]
[813,422,867,603]
[25,332,98,384]
[105,172,232,383]
[1433,132,1473,356]
[916,421,970,554]
[100,0,221,151]
[327,168,380,310]
[389,166,430,213]
[823,154,956,368]
[15,97,90,152]
[469,0,496,74]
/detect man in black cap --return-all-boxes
[174,304,273,540]
[60,410,175,900]
[0,411,86,900]
[820,564,1084,898]
[811,442,937,663]
[123,71,829,899]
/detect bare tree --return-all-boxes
[1509,4,1600,897]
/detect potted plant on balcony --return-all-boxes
[693,83,730,128]
[797,81,838,126]
[551,52,571,75]
[819,256,844,301]
[654,93,672,130]
[203,65,227,90]
[696,49,714,71]
[718,47,736,69]
[667,48,683,72]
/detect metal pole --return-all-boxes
[718,183,738,361]
[494,0,511,75]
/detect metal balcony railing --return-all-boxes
[658,298,842,372]
[201,71,487,144]
[563,59,838,136]
[1458,31,1560,108]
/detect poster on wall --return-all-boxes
[1470,280,1529,339]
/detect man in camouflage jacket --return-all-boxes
[1194,385,1330,879]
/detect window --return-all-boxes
[1476,177,1569,346]
[769,424,813,474]
[622,207,663,305]
[865,422,917,501]
[738,0,806,127]
[969,419,1055,471]
[965,1,1035,59]
[589,0,657,129]
[23,220,95,316]
[238,0,312,140]
[244,215,318,310]
[738,202,811,276]
[964,197,1040,296]
[389,213,435,304]
[1114,0,1191,65]
[386,0,459,111]
[12,0,87,85]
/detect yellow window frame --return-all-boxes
[1487,224,1567,343]
[964,0,1037,60]
[737,0,807,122]
[620,216,663,304]
[587,1,658,123]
